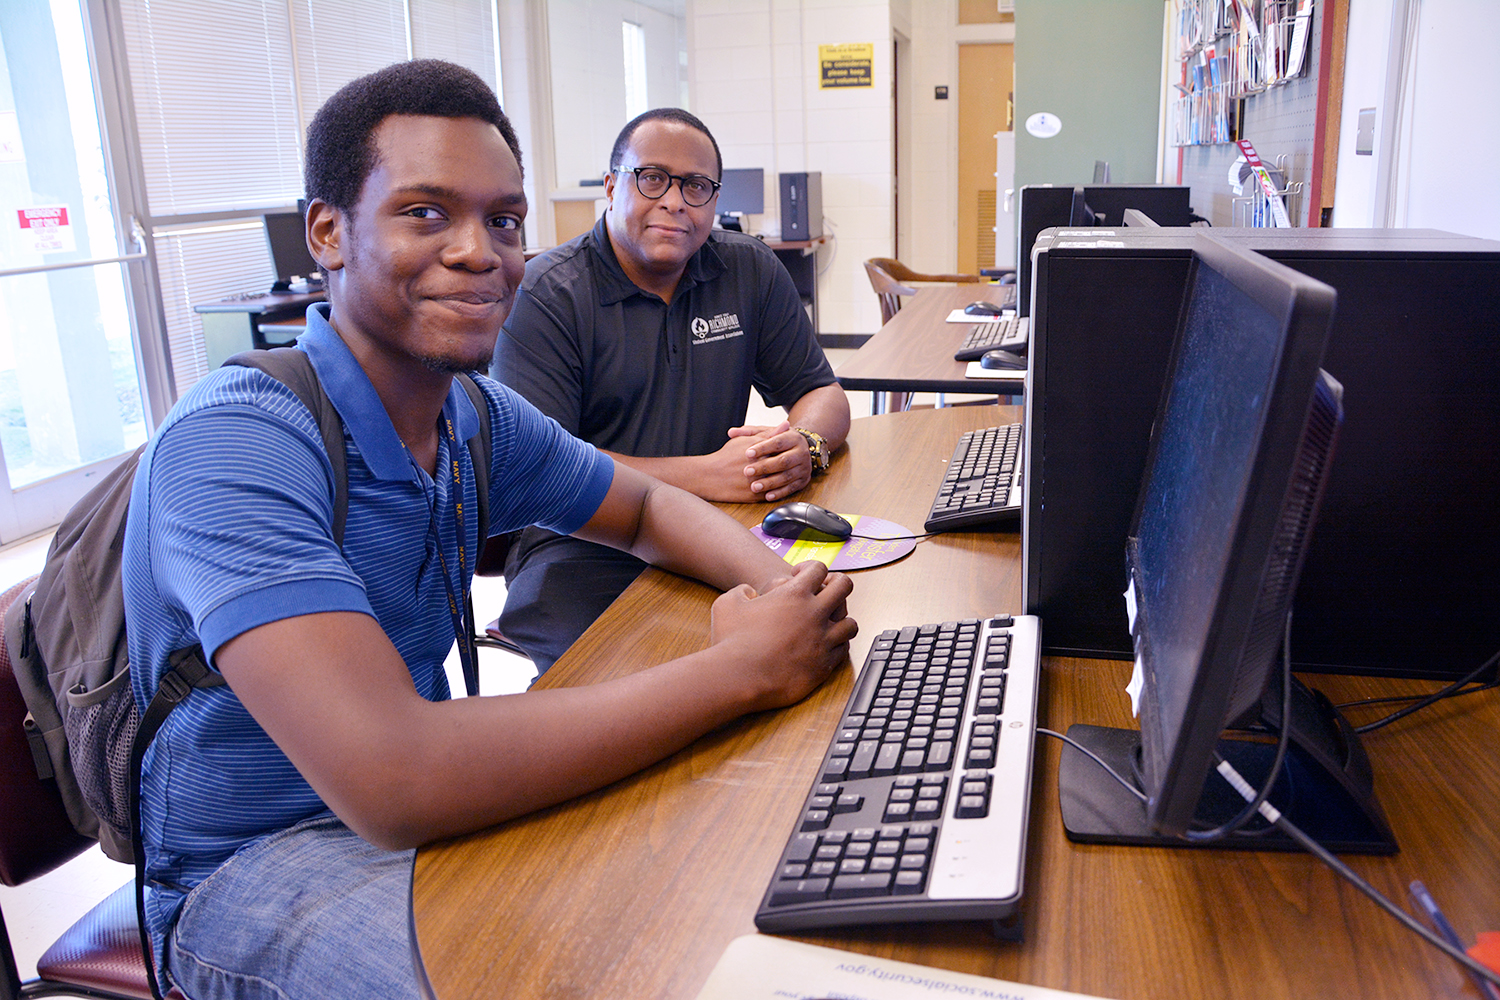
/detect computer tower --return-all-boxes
[779,171,822,241]
[1022,228,1500,680]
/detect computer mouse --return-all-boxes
[761,502,853,542]
[980,349,1027,371]
[964,301,1006,317]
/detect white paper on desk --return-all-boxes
[964,361,1026,381]
[695,935,1116,1000]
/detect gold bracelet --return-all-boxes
[794,427,831,473]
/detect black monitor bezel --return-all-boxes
[1126,235,1337,837]
[262,209,321,284]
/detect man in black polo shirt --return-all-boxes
[491,107,851,673]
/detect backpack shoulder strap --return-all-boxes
[223,349,349,545]
[455,372,491,548]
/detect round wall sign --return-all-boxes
[1025,112,1062,138]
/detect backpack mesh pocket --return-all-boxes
[64,669,140,843]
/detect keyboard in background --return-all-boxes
[924,422,1023,533]
[754,614,1042,931]
[954,315,1028,362]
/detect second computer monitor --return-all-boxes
[717,168,765,231]
[262,210,321,290]
[1015,184,1192,317]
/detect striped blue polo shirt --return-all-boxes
[121,304,613,939]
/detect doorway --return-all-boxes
[957,42,1013,276]
[0,1,147,541]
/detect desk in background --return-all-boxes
[837,285,1021,413]
[412,404,1500,1000]
[764,236,825,332]
[194,291,323,368]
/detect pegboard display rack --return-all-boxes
[1169,0,1329,226]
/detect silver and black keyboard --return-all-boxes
[754,614,1041,931]
[923,422,1023,533]
[954,315,1028,361]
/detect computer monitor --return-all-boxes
[1015,184,1191,317]
[1022,228,1500,679]
[1056,236,1397,854]
[716,168,765,232]
[262,210,322,291]
[1080,184,1192,228]
[1068,186,1096,226]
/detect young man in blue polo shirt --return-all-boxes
[122,61,855,1000]
[492,108,853,672]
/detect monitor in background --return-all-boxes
[1015,184,1190,317]
[1015,185,1076,318]
[1082,183,1193,227]
[1068,185,1096,226]
[1056,236,1397,854]
[1120,207,1161,227]
[716,167,765,232]
[1092,159,1111,184]
[262,210,322,293]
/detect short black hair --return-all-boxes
[609,108,722,180]
[304,59,522,212]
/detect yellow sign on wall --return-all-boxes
[819,43,873,89]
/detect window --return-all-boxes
[116,0,502,395]
[622,20,647,122]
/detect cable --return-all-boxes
[1036,728,1147,803]
[1043,712,1500,989]
[847,531,936,542]
[1214,756,1500,991]
[1182,609,1296,842]
[1346,648,1500,734]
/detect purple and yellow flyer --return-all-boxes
[752,514,916,571]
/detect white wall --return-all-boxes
[689,0,895,336]
[1332,0,1500,238]
[547,1,685,187]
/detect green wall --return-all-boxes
[1013,0,1165,189]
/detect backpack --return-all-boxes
[4,348,492,864]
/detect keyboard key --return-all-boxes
[769,878,830,905]
[831,873,893,898]
[893,870,926,894]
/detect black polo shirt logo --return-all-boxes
[690,312,744,345]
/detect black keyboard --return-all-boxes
[923,423,1023,532]
[753,614,1042,931]
[954,315,1027,361]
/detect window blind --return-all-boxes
[118,0,503,395]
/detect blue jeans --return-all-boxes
[164,813,423,1000]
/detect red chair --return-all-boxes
[0,574,185,999]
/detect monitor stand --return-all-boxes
[1057,677,1398,854]
[718,213,743,232]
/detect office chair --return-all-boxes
[862,260,918,325]
[0,574,186,1000]
[863,258,991,325]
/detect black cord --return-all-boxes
[1182,609,1295,842]
[847,531,937,542]
[1345,648,1500,734]
[1214,756,1500,990]
[1037,727,1147,803]
[1045,697,1500,989]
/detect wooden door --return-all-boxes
[957,43,1013,275]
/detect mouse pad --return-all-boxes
[751,514,915,571]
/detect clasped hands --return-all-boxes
[696,420,814,504]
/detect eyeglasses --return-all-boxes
[615,166,720,208]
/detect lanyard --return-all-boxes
[413,412,479,696]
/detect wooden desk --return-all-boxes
[193,290,324,367]
[837,285,1023,413]
[413,406,1500,1000]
